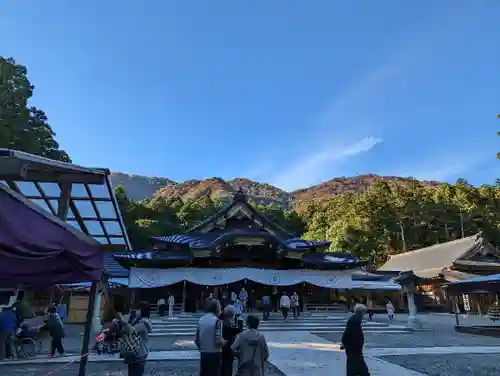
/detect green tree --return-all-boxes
[0,57,70,161]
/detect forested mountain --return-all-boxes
[108,173,440,211]
[114,178,500,266]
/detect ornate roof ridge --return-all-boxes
[186,188,295,239]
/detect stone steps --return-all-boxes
[148,313,410,337]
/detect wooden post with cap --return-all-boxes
[78,281,98,376]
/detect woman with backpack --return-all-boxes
[117,302,152,376]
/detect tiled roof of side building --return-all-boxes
[103,252,129,277]
[378,234,481,272]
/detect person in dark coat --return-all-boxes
[220,305,242,376]
[341,304,370,376]
[261,295,271,321]
[0,306,18,360]
[195,299,225,376]
[46,306,65,357]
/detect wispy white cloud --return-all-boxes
[270,137,383,191]
[261,57,403,190]
[259,23,430,191]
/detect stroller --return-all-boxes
[95,330,120,355]
[95,321,121,355]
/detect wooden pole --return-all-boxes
[454,296,460,327]
[182,280,187,313]
[78,281,98,376]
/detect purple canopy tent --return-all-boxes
[0,149,129,376]
[0,183,103,375]
[0,183,103,287]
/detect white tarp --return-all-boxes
[129,267,401,290]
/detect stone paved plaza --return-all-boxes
[0,361,284,376]
[1,313,500,376]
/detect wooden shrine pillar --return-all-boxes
[182,281,187,312]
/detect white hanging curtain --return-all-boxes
[129,267,401,290]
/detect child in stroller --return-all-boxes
[95,319,121,355]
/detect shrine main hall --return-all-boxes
[113,190,401,312]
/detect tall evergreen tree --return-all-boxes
[0,57,70,161]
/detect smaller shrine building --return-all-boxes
[115,190,401,312]
[378,233,500,314]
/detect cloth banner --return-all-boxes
[129,267,400,290]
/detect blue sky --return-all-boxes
[1,1,499,191]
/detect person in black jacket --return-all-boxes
[220,305,242,376]
[46,306,65,357]
[341,304,370,376]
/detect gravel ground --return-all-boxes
[315,328,500,348]
[0,360,284,376]
[380,354,500,376]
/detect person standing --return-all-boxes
[220,305,241,376]
[231,315,269,376]
[271,287,279,313]
[204,293,214,310]
[157,298,166,317]
[341,304,370,376]
[290,292,300,319]
[168,295,175,318]
[221,290,229,308]
[239,288,248,312]
[0,306,17,360]
[117,302,153,376]
[47,306,65,357]
[234,299,243,318]
[56,300,67,323]
[279,293,290,320]
[386,300,395,320]
[261,295,271,321]
[195,300,226,376]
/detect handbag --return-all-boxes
[120,319,143,358]
[120,331,141,357]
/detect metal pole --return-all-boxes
[78,281,98,376]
